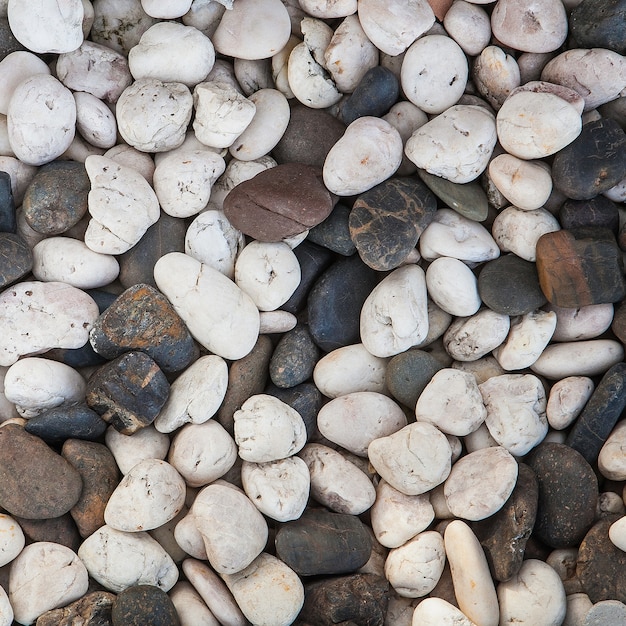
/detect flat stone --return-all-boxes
[62,439,119,539]
[35,590,115,626]
[111,585,180,626]
[223,163,333,242]
[473,463,538,582]
[275,508,371,576]
[527,442,598,548]
[570,0,626,54]
[86,351,170,435]
[341,66,399,125]
[0,232,32,288]
[0,424,83,519]
[89,283,196,373]
[349,177,436,271]
[584,600,626,626]
[478,253,547,315]
[298,574,389,626]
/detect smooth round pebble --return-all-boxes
[74,91,117,149]
[443,1,491,56]
[547,376,595,430]
[599,421,626,481]
[426,257,481,317]
[105,425,170,475]
[169,581,221,626]
[489,155,553,211]
[0,50,50,115]
[609,517,626,552]
[412,597,475,626]
[0,514,24,567]
[443,309,510,362]
[584,600,626,626]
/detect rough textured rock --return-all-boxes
[111,585,180,626]
[35,591,115,626]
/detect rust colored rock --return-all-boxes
[62,439,120,538]
[0,424,83,519]
[223,163,334,242]
[536,227,626,307]
[35,590,115,626]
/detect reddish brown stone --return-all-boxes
[62,439,120,538]
[223,163,334,242]
[536,227,626,307]
[36,590,115,626]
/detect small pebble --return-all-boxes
[426,256,481,317]
[111,585,180,626]
[105,425,170,476]
[546,376,595,430]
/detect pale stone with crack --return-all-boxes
[360,264,429,358]
[7,0,84,54]
[4,357,86,418]
[129,22,215,86]
[78,525,179,593]
[155,355,228,433]
[497,559,567,626]
[0,51,50,115]
[546,302,615,342]
[489,154,553,210]
[234,57,274,97]
[185,209,245,279]
[84,155,159,254]
[419,208,499,262]
[168,421,237,487]
[317,391,407,456]
[9,542,88,625]
[546,376,594,430]
[371,480,434,549]
[479,373,548,456]
[444,446,518,520]
[74,91,117,149]
[241,456,310,522]
[401,35,468,115]
[384,531,445,598]
[491,205,560,261]
[192,481,268,575]
[0,514,24,567]
[7,74,76,166]
[324,15,379,94]
[223,552,304,626]
[104,459,186,532]
[299,443,376,515]
[599,421,626,481]
[234,241,301,312]
[154,252,260,360]
[496,90,582,159]
[368,422,452,496]
[32,236,119,289]
[324,116,402,196]
[300,17,333,69]
[234,394,306,462]
[493,310,557,371]
[0,280,99,367]
[412,597,475,626]
[426,257,481,317]
[405,105,496,183]
[443,1,491,56]
[444,520,499,626]
[153,150,226,218]
[105,425,170,475]
[416,368,487,437]
[443,308,510,362]
[170,582,221,626]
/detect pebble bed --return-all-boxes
[0,0,625,624]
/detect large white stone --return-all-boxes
[78,525,179,593]
[0,513,24,567]
[547,303,615,342]
[317,391,407,456]
[104,425,170,475]
[154,252,260,360]
[444,1,491,56]
[489,155,553,211]
[0,51,50,116]
[169,581,221,626]
[412,597,475,626]
[546,376,594,431]
[9,542,88,625]
[0,587,11,626]
[426,257,481,317]
[360,264,429,358]
[443,309,510,362]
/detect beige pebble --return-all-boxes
[547,376,594,430]
[489,155,553,211]
[104,425,170,475]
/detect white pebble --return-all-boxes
[169,581,221,626]
[599,421,626,482]
[412,597,475,626]
[105,425,170,475]
[547,303,615,342]
[489,155,553,211]
[426,257,481,317]
[0,514,24,567]
[0,51,50,116]
[259,310,298,334]
[546,376,594,430]
[73,91,117,149]
[443,1,491,56]
[104,143,155,184]
[609,516,626,552]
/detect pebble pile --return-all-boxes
[0,0,624,624]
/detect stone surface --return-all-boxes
[307,204,356,257]
[426,256,481,317]
[35,590,115,626]
[105,425,170,476]
[0,171,16,233]
[340,66,400,126]
[0,232,31,289]
[0,423,83,519]
[560,196,620,233]
[570,0,626,54]
[265,383,322,440]
[584,600,626,626]
[86,351,170,435]
[599,421,626,481]
[546,376,595,431]
[111,585,180,626]
[527,442,598,548]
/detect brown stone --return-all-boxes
[536,227,626,307]
[62,439,120,539]
[612,300,626,345]
[0,424,83,519]
[16,514,81,553]
[223,163,334,242]
[35,590,115,626]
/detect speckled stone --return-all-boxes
[559,196,620,233]
[298,574,389,626]
[0,423,83,519]
[349,177,436,271]
[85,351,170,435]
[385,349,445,410]
[89,283,197,373]
[478,254,547,315]
[62,439,119,539]
[536,228,626,308]
[308,253,380,352]
[308,204,357,257]
[24,404,107,444]
[118,212,187,289]
[341,66,400,126]
[111,585,180,626]
[527,442,598,549]
[275,508,372,576]
[566,362,626,465]
[577,515,626,603]
[552,118,626,200]
[35,590,115,626]
[265,382,322,440]
[21,161,90,235]
[0,171,16,233]
[472,463,538,582]
[272,103,346,169]
[418,169,489,222]
[269,324,320,389]
[570,0,626,54]
[15,513,81,553]
[0,232,32,288]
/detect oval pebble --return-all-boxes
[599,421,626,481]
[411,597,475,626]
[0,514,24,567]
[105,425,170,475]
[426,257,481,317]
[546,376,595,430]
[74,91,117,149]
